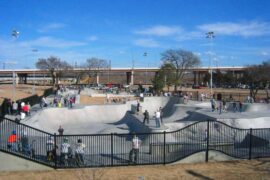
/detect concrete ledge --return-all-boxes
[0,151,52,172]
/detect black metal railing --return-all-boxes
[0,117,270,169]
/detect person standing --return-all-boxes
[7,99,12,115]
[46,136,57,161]
[233,101,238,113]
[218,101,222,115]
[12,101,18,115]
[239,101,243,113]
[60,137,71,165]
[222,100,227,112]
[17,100,22,114]
[155,109,161,128]
[75,139,86,165]
[58,126,64,135]
[21,131,31,156]
[136,100,140,115]
[143,110,149,124]
[129,134,141,164]
[210,98,216,112]
[7,130,18,151]
[159,107,163,124]
[139,93,144,102]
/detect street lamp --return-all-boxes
[11,29,19,101]
[143,52,148,85]
[32,49,38,94]
[206,31,215,96]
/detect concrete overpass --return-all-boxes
[0,66,245,85]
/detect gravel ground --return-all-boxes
[0,159,270,180]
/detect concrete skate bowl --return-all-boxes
[23,101,139,134]
[227,103,270,112]
[23,96,201,134]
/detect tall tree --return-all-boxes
[161,49,201,91]
[86,57,109,84]
[152,63,175,93]
[36,56,71,85]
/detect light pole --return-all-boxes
[206,31,215,96]
[11,29,19,101]
[107,60,111,84]
[32,49,38,94]
[143,52,148,85]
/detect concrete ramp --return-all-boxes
[0,151,52,171]
[140,97,179,117]
[227,102,270,112]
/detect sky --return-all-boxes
[0,0,270,69]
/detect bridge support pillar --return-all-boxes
[193,71,197,85]
[96,74,100,84]
[126,71,134,85]
[18,74,28,84]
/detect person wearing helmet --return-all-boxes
[60,137,71,165]
[46,136,57,161]
[7,130,18,151]
[75,138,86,166]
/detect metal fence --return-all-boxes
[0,117,270,169]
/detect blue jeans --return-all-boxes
[8,142,18,151]
[156,118,160,127]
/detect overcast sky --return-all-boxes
[1,0,270,69]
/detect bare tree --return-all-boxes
[161,49,201,91]
[36,56,72,85]
[72,64,87,84]
[241,60,270,101]
[86,57,109,84]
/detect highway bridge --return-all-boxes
[0,66,245,85]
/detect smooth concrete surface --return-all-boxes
[0,151,52,172]
[173,150,237,164]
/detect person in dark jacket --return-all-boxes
[143,110,149,124]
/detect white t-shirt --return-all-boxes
[61,143,71,153]
[132,137,141,149]
[12,103,18,110]
[155,111,161,118]
[75,143,86,154]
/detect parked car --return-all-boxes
[192,84,202,89]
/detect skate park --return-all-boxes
[1,86,270,171]
[17,87,270,135]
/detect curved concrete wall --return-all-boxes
[172,150,237,164]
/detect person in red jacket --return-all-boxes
[7,130,18,151]
[22,104,29,113]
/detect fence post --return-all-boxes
[111,133,113,166]
[205,120,210,162]
[249,128,253,160]
[54,133,57,169]
[163,131,166,165]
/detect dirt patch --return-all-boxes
[0,159,270,180]
[80,95,138,105]
[0,84,52,103]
